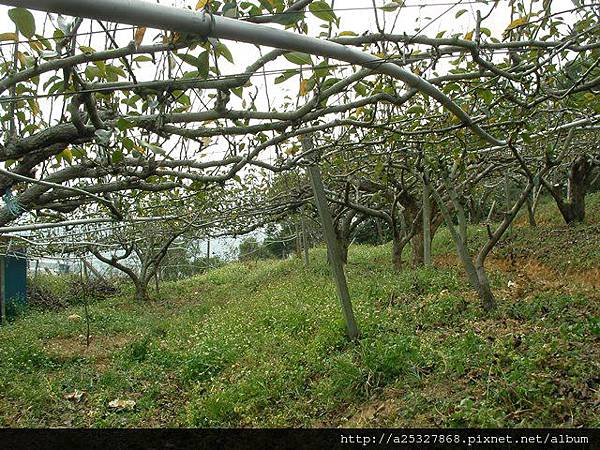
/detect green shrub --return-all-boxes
[360,335,424,384]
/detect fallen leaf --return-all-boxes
[64,390,85,402]
[108,399,136,410]
[68,314,82,321]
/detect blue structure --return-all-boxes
[1,251,27,322]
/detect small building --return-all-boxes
[0,250,27,323]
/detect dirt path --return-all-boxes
[435,253,600,294]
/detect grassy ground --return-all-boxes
[0,196,598,428]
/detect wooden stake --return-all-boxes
[301,205,310,266]
[422,171,432,267]
[82,259,107,284]
[303,137,359,340]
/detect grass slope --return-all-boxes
[0,196,599,427]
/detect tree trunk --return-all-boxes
[432,179,496,312]
[565,156,590,223]
[475,263,496,311]
[545,156,591,225]
[525,192,537,227]
[295,222,302,259]
[375,219,384,245]
[392,234,405,272]
[504,171,513,236]
[410,234,424,266]
[134,280,150,302]
[338,237,349,265]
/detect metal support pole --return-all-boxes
[302,138,359,340]
[0,0,504,146]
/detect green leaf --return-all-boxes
[222,2,238,18]
[122,137,134,151]
[271,11,304,26]
[198,51,210,79]
[133,55,153,63]
[107,65,125,78]
[85,65,103,81]
[176,52,200,67]
[274,69,299,84]
[79,46,95,54]
[406,105,423,114]
[231,87,244,99]
[480,89,493,104]
[215,42,234,63]
[284,52,312,66]
[71,147,85,159]
[139,139,166,155]
[111,150,124,164]
[181,70,200,79]
[8,8,36,38]
[354,82,368,96]
[116,118,134,132]
[175,51,209,78]
[314,61,331,78]
[521,132,532,144]
[60,147,73,164]
[309,1,337,23]
[380,2,401,12]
